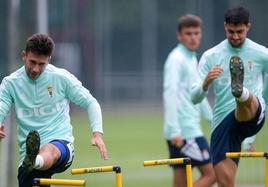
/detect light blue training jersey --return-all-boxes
[0,64,103,164]
[191,39,268,132]
[163,44,212,140]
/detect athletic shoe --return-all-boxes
[229,55,244,97]
[22,130,40,173]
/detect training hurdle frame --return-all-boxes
[71,165,122,187]
[226,152,268,187]
[33,178,86,186]
[143,158,193,187]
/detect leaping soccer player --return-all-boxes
[191,6,268,187]
[0,33,108,187]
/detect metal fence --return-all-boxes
[1,0,268,102]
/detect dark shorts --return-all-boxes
[211,101,265,166]
[167,136,212,169]
[18,140,74,187]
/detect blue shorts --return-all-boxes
[167,136,212,169]
[18,140,74,187]
[211,101,265,166]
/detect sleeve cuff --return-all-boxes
[170,131,181,139]
[191,83,208,104]
[91,126,103,134]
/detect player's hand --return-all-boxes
[91,132,108,160]
[203,66,223,91]
[171,136,184,148]
[0,124,6,141]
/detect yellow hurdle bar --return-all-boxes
[143,158,185,166]
[226,152,265,158]
[72,165,114,174]
[33,178,86,186]
[72,165,122,187]
[143,158,192,187]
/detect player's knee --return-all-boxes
[39,145,61,169]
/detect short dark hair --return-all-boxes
[25,33,55,56]
[224,6,250,25]
[177,14,202,32]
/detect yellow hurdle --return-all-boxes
[72,165,115,174]
[72,165,122,187]
[143,158,185,166]
[226,152,268,187]
[33,178,86,186]
[143,158,193,187]
[226,152,265,158]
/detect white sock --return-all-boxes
[236,87,250,102]
[34,155,44,169]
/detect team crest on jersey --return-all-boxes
[248,60,253,71]
[47,85,53,98]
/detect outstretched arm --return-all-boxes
[64,71,108,160]
[0,78,13,124]
[0,78,12,142]
[87,100,108,160]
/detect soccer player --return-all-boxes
[0,33,108,187]
[191,6,268,187]
[163,14,215,187]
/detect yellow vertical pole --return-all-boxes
[116,173,123,187]
[186,164,193,187]
[265,157,268,187]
